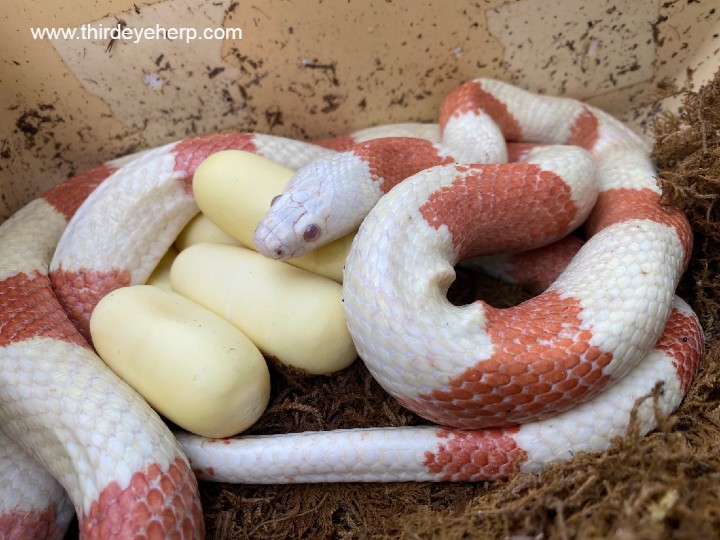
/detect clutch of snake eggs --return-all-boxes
[92,150,357,439]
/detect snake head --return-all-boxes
[253,188,329,260]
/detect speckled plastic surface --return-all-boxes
[1,0,718,220]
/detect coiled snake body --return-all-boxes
[0,79,703,538]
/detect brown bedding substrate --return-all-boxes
[196,69,720,539]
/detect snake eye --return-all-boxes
[270,195,282,207]
[303,223,321,243]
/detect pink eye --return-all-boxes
[303,224,321,242]
[270,195,282,206]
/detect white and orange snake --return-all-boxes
[0,79,703,538]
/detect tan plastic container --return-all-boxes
[1,0,718,218]
[0,1,718,536]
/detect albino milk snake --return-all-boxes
[0,78,703,538]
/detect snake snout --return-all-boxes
[253,222,291,260]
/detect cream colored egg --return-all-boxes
[170,243,357,374]
[90,285,270,438]
[192,149,353,282]
[145,246,178,291]
[175,213,243,251]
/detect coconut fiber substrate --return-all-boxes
[191,72,720,539]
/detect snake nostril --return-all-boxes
[303,224,321,243]
[270,195,282,207]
